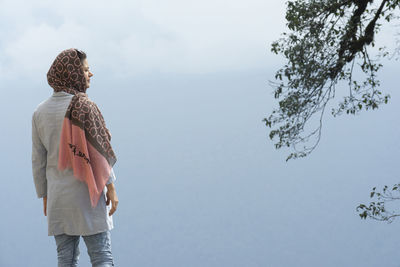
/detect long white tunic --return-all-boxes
[32,91,115,236]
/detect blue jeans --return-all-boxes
[54,231,114,267]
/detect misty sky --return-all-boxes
[1,1,400,266]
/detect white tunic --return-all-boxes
[32,91,115,236]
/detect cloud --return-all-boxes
[0,0,287,81]
[1,21,92,80]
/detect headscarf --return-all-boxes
[47,48,117,207]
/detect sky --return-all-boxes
[1,0,400,266]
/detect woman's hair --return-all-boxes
[76,49,87,63]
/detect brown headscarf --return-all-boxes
[47,48,117,207]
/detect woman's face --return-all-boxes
[81,58,93,89]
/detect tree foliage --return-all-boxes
[358,184,400,223]
[264,0,398,161]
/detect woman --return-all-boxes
[32,48,118,267]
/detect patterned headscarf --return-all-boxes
[47,48,87,94]
[47,48,117,207]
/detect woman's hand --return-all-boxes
[106,183,119,216]
[43,196,47,216]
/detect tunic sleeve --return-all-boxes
[106,168,116,185]
[32,113,48,198]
